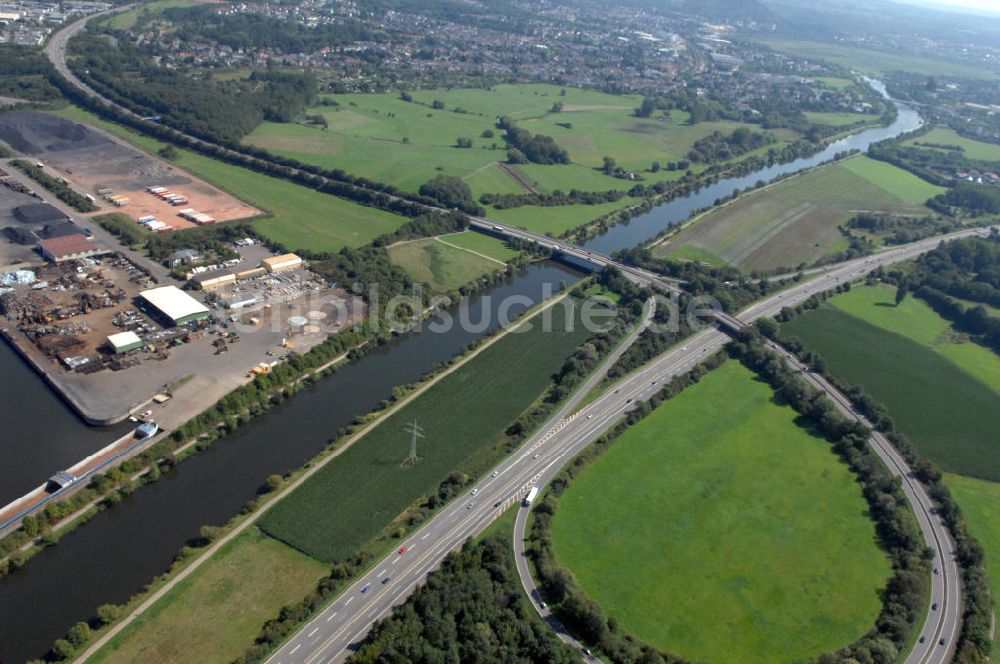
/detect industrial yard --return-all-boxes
[0,242,362,424]
[0,112,259,230]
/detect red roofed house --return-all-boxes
[37,234,108,263]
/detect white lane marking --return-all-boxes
[367,609,378,618]
[378,569,386,576]
[308,627,319,637]
[345,596,354,605]
[420,533,429,540]
[326,612,337,622]
[290,644,301,655]
[391,557,399,565]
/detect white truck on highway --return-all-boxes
[522,486,539,507]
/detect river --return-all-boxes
[0,85,920,663]
[583,84,922,254]
[0,342,131,505]
[0,261,580,663]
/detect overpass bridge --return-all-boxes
[467,216,673,288]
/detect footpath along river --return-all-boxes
[0,82,919,662]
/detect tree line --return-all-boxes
[11,160,98,213]
[480,188,628,210]
[498,116,570,165]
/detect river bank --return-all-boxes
[0,80,922,663]
[0,261,582,664]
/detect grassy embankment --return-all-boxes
[782,284,1000,480]
[87,528,327,664]
[550,360,891,664]
[655,156,944,272]
[49,106,408,253]
[387,231,517,294]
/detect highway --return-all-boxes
[765,342,961,663]
[268,228,988,664]
[41,12,972,663]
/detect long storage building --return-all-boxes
[139,285,210,326]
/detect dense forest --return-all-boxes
[346,537,578,664]
[928,182,1000,216]
[899,233,1000,354]
[69,32,318,143]
[0,45,62,102]
[159,5,381,53]
[418,175,483,214]
[498,116,570,165]
[686,127,774,163]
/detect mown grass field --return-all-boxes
[655,156,942,272]
[550,360,890,664]
[387,236,506,294]
[260,305,592,562]
[490,197,637,236]
[902,127,1000,162]
[243,83,812,235]
[813,77,856,90]
[50,106,408,252]
[762,39,999,79]
[89,528,327,664]
[464,162,526,199]
[438,230,520,262]
[943,472,1000,642]
[804,111,873,127]
[244,85,639,194]
[782,285,1000,480]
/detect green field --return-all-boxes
[655,156,943,272]
[437,230,519,262]
[387,235,507,294]
[260,304,593,562]
[804,111,873,127]
[50,106,408,252]
[244,85,645,194]
[464,162,525,199]
[103,0,200,30]
[782,285,1000,480]
[242,84,811,235]
[762,39,999,80]
[550,361,890,664]
[490,197,637,236]
[903,127,1000,162]
[944,472,1000,639]
[813,77,856,90]
[90,528,326,664]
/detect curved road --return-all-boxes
[44,12,971,662]
[268,228,988,664]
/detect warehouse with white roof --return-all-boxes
[139,285,210,326]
